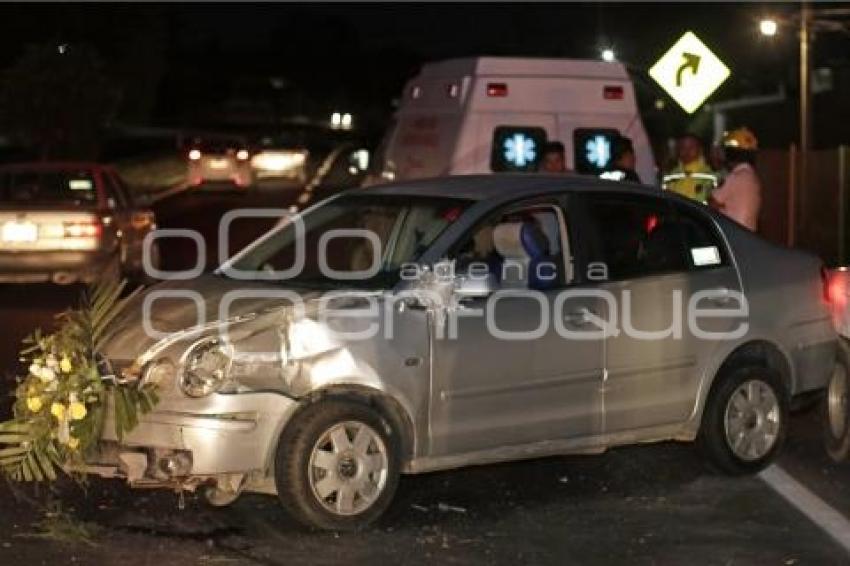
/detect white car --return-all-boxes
[187,138,253,188]
[250,136,309,184]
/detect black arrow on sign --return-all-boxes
[675,52,701,87]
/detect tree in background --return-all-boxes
[0,42,118,159]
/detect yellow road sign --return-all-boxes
[649,31,730,114]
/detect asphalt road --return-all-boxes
[2,185,850,565]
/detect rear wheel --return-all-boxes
[823,340,850,461]
[274,400,400,531]
[699,365,788,475]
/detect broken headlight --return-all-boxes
[143,358,176,389]
[180,339,232,398]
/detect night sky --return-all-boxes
[0,3,847,147]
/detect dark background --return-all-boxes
[0,2,847,153]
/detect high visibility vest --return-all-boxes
[663,158,718,203]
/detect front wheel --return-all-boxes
[699,365,788,475]
[274,400,400,531]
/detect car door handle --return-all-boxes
[565,308,597,327]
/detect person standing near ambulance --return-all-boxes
[540,141,569,173]
[599,135,641,183]
[663,134,718,203]
[709,127,762,232]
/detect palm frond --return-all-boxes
[0,422,58,483]
[1,275,158,485]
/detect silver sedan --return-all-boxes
[91,174,838,530]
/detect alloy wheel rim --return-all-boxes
[308,420,389,516]
[723,379,781,461]
[828,366,849,440]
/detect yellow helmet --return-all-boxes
[722,127,758,150]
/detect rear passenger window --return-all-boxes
[585,195,687,280]
[673,203,728,269]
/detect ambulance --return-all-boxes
[369,57,656,185]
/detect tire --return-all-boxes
[823,339,850,462]
[698,364,789,475]
[274,399,401,531]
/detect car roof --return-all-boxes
[358,174,664,201]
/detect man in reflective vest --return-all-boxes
[663,133,718,203]
[709,127,762,232]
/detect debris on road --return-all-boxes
[437,503,467,514]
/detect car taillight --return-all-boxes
[63,220,102,238]
[604,85,624,100]
[824,267,848,308]
[645,214,659,234]
[487,82,508,97]
[189,149,202,161]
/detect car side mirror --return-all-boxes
[454,274,497,299]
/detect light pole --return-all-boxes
[759,4,850,247]
[760,6,812,183]
[760,5,850,151]
[799,3,812,177]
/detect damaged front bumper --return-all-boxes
[79,391,300,496]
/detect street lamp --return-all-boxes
[759,18,778,36]
[601,48,616,63]
[757,4,850,247]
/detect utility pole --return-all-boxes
[799,2,812,188]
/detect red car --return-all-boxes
[0,162,158,284]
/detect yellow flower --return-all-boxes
[59,357,73,374]
[38,367,56,383]
[26,396,43,413]
[51,403,66,420]
[67,437,80,450]
[68,402,87,421]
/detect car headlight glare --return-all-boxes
[180,340,232,398]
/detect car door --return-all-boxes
[581,192,742,433]
[429,196,605,456]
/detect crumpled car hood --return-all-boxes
[100,274,318,361]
